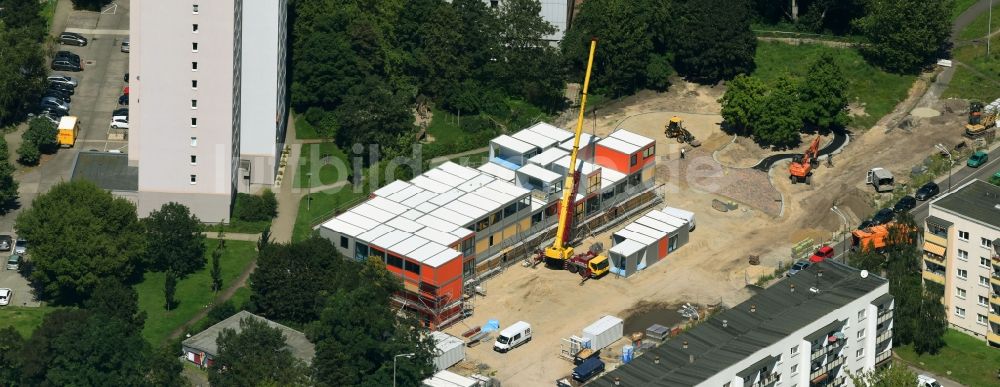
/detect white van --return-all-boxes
[917,375,942,387]
[493,321,531,353]
[662,206,695,231]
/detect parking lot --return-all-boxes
[0,1,130,306]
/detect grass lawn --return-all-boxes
[291,185,368,242]
[296,141,349,188]
[954,0,981,21]
[204,220,270,234]
[753,41,916,129]
[136,239,257,344]
[293,112,321,140]
[945,9,1000,102]
[957,3,1000,41]
[426,108,465,148]
[896,329,1000,387]
[0,306,57,338]
[41,0,56,28]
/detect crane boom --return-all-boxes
[544,39,597,265]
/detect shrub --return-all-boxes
[233,189,278,222]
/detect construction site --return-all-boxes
[318,42,983,385]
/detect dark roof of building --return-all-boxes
[932,180,1000,228]
[590,261,887,387]
[181,311,316,364]
[70,151,138,191]
[925,215,953,228]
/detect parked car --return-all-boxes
[45,85,73,98]
[6,254,20,271]
[43,89,71,104]
[51,59,82,72]
[991,170,1000,186]
[809,245,834,263]
[111,117,129,129]
[787,260,810,276]
[47,75,78,87]
[0,288,10,306]
[39,97,69,113]
[0,235,10,251]
[917,375,942,387]
[13,239,26,255]
[118,94,128,105]
[113,108,128,117]
[857,219,877,230]
[967,151,989,168]
[58,31,87,46]
[48,80,75,94]
[121,37,130,53]
[871,208,895,225]
[37,114,60,126]
[893,195,916,213]
[124,72,129,82]
[915,182,940,201]
[55,51,81,62]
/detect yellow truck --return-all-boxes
[58,116,79,148]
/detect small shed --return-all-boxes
[644,209,690,250]
[431,331,466,371]
[608,239,645,277]
[181,311,315,368]
[582,315,624,351]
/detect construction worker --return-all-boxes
[827,154,833,167]
[680,148,686,159]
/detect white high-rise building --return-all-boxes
[592,261,894,387]
[129,0,287,222]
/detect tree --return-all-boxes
[0,326,23,385]
[848,240,884,274]
[913,288,947,355]
[309,257,436,387]
[143,202,206,276]
[396,0,465,100]
[211,246,223,292]
[718,74,768,135]
[491,0,566,110]
[164,270,178,310]
[884,213,925,347]
[250,237,346,324]
[23,117,59,154]
[16,139,40,166]
[673,0,757,83]
[0,0,47,40]
[208,317,310,387]
[145,346,187,387]
[753,77,801,147]
[14,181,146,304]
[799,53,849,130]
[562,0,672,97]
[20,309,152,386]
[0,137,17,212]
[84,279,147,332]
[849,361,917,386]
[334,76,415,158]
[0,24,47,126]
[855,0,953,74]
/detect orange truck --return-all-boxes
[851,222,914,252]
[57,116,79,148]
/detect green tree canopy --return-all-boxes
[24,117,59,154]
[0,136,17,212]
[719,74,767,135]
[334,76,415,158]
[84,278,147,333]
[249,237,347,325]
[15,181,146,304]
[208,317,311,387]
[799,53,849,130]
[0,326,23,385]
[849,360,917,386]
[143,202,207,276]
[0,25,46,126]
[855,0,953,74]
[490,0,566,110]
[673,0,757,83]
[753,77,801,147]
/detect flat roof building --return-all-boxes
[592,261,893,386]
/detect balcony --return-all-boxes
[989,332,1000,346]
[991,292,1000,307]
[992,272,1000,286]
[990,313,1000,325]
[875,350,892,365]
[876,330,892,344]
[752,372,781,387]
[924,232,947,248]
[810,355,846,381]
[924,254,945,266]
[922,270,945,284]
[877,309,894,325]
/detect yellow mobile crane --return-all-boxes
[540,39,609,279]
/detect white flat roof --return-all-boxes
[457,174,494,192]
[625,223,667,240]
[491,134,535,154]
[486,179,530,198]
[401,190,437,209]
[458,192,502,212]
[368,196,409,216]
[415,201,439,214]
[601,167,627,190]
[416,227,460,246]
[416,214,460,233]
[357,224,394,243]
[337,211,380,232]
[441,200,488,220]
[478,162,516,182]
[634,216,674,233]
[389,235,429,256]
[425,248,462,268]
[609,129,654,147]
[429,189,464,206]
[559,132,596,152]
[424,168,466,188]
[373,180,410,197]
[387,185,426,203]
[431,206,474,226]
[610,238,645,256]
[373,229,411,250]
[320,218,365,238]
[351,203,396,224]
[475,186,515,204]
[553,155,598,175]
[528,148,569,167]
[614,229,657,245]
[387,216,423,233]
[598,136,641,154]
[409,175,452,194]
[646,210,687,228]
[437,161,480,181]
[401,209,424,221]
[525,122,574,143]
[517,163,562,183]
[511,129,558,150]
[409,242,450,263]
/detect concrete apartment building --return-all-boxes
[593,261,894,387]
[128,0,287,222]
[921,180,1000,348]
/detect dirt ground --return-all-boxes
[445,78,967,385]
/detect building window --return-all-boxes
[978,295,988,306]
[190,174,197,184]
[192,42,198,52]
[191,99,197,109]
[190,155,197,165]
[858,309,867,321]
[982,257,990,267]
[339,236,348,249]
[643,145,655,158]
[190,137,197,146]
[193,23,198,32]
[404,260,420,275]
[191,61,198,71]
[192,4,199,14]
[980,276,989,287]
[629,154,638,166]
[957,287,966,299]
[958,249,969,260]
[955,307,966,317]
[958,230,969,241]
[982,237,993,248]
[387,254,402,269]
[957,269,968,279]
[790,364,798,375]
[790,346,798,355]
[488,235,494,247]
[856,348,864,358]
[977,314,988,325]
[192,80,198,89]
[191,117,197,127]
[856,328,865,340]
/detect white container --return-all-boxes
[582,315,623,351]
[662,206,695,231]
[431,331,466,371]
[422,370,480,387]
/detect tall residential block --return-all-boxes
[921,180,1000,347]
[129,0,287,222]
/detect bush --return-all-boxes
[17,140,40,166]
[233,190,278,222]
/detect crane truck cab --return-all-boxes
[866,168,894,193]
[566,251,609,278]
[493,321,532,353]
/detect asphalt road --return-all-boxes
[910,143,1000,224]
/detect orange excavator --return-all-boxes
[789,136,821,184]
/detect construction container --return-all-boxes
[422,370,482,387]
[594,129,655,175]
[582,315,624,351]
[608,207,692,277]
[608,239,645,276]
[431,331,466,371]
[661,206,696,231]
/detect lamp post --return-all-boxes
[306,172,312,211]
[393,353,415,387]
[935,144,954,193]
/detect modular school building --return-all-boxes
[608,208,692,277]
[320,122,658,328]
